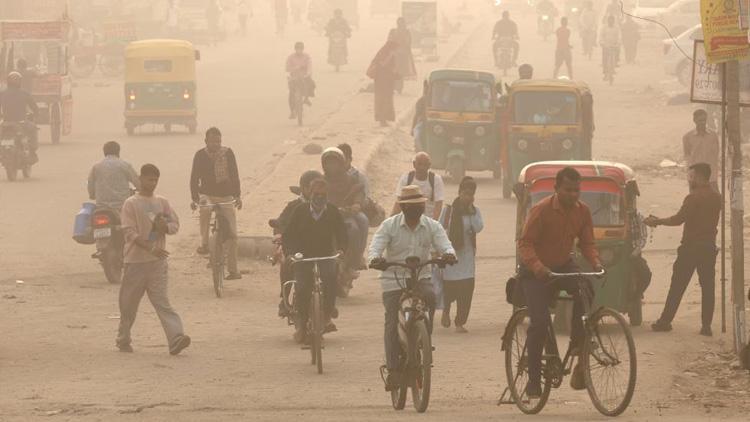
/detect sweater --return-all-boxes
[283,203,348,258]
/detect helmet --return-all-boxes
[299,170,323,189]
[7,71,22,85]
[321,147,345,165]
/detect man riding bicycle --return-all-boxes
[369,185,456,392]
[517,167,603,398]
[492,11,520,66]
[286,41,313,119]
[600,15,621,79]
[283,177,348,343]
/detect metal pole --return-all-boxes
[721,63,727,334]
[726,60,746,354]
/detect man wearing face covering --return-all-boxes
[368,185,456,392]
[283,178,348,343]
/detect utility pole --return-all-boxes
[726,60,746,353]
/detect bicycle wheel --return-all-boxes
[503,309,551,414]
[310,290,323,374]
[411,320,432,413]
[582,307,637,416]
[391,359,408,410]
[211,232,224,298]
[296,96,304,126]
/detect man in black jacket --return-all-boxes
[189,127,243,279]
[283,178,347,343]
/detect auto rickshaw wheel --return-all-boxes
[5,163,17,182]
[50,103,62,145]
[446,157,465,184]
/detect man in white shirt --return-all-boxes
[391,152,445,220]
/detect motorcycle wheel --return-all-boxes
[101,246,123,284]
[50,103,62,144]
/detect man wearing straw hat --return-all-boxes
[369,185,456,392]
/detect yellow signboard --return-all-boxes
[700,0,750,63]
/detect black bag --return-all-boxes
[505,275,526,307]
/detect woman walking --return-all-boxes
[367,36,399,126]
[440,177,483,333]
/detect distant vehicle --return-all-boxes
[633,0,699,37]
[662,24,701,86]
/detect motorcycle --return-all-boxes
[0,120,36,182]
[494,36,515,76]
[328,31,349,72]
[538,14,554,40]
[91,207,125,284]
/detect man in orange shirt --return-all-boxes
[518,167,602,398]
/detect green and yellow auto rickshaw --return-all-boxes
[420,69,501,182]
[500,79,594,198]
[123,39,200,135]
[513,161,647,327]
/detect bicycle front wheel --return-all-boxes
[210,234,224,298]
[411,320,432,413]
[310,290,323,374]
[582,308,637,416]
[503,308,551,415]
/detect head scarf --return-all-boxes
[367,39,398,79]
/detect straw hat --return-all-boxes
[397,185,428,204]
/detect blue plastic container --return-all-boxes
[73,202,96,244]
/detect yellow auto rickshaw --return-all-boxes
[123,39,200,135]
[500,79,594,198]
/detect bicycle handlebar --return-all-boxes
[290,253,342,264]
[197,200,236,208]
[369,258,454,272]
[548,269,606,278]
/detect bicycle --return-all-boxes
[372,255,454,413]
[500,269,637,416]
[289,252,341,374]
[289,77,305,126]
[197,200,235,298]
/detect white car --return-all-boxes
[634,0,699,36]
[662,24,702,85]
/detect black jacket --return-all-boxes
[283,203,347,258]
[0,87,38,122]
[189,148,241,202]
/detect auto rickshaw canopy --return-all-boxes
[508,78,592,94]
[124,39,198,83]
[519,160,634,185]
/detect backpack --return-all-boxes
[406,170,435,202]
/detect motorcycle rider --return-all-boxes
[369,185,456,391]
[286,41,314,119]
[325,9,352,69]
[321,147,367,283]
[87,141,141,210]
[0,71,39,162]
[536,0,559,37]
[492,11,519,67]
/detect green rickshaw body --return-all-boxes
[515,161,644,325]
[123,39,200,134]
[502,80,594,198]
[422,69,501,181]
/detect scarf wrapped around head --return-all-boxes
[206,146,230,184]
[448,176,477,252]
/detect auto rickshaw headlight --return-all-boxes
[474,126,486,137]
[600,248,616,265]
[517,139,528,151]
[562,138,574,150]
[433,124,445,135]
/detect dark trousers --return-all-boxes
[658,242,717,328]
[521,262,589,388]
[383,280,436,371]
[293,260,337,327]
[443,278,475,326]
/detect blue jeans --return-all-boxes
[382,280,436,371]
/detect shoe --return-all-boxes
[651,321,673,332]
[455,325,468,334]
[385,371,401,392]
[293,328,307,344]
[324,320,338,334]
[117,343,133,353]
[441,311,451,328]
[700,326,713,337]
[570,363,586,390]
[525,382,542,399]
[226,272,242,280]
[169,334,191,355]
[196,245,209,255]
